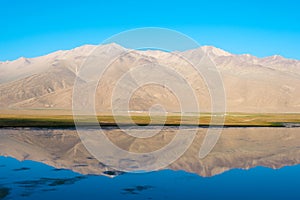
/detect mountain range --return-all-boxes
[1,43,300,113]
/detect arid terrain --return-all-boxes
[1,43,300,113]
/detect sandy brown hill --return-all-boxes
[0,44,300,113]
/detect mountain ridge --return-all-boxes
[2,43,299,64]
[1,43,300,113]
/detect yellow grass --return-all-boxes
[0,109,300,127]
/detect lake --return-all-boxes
[0,127,300,199]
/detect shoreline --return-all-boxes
[1,111,300,128]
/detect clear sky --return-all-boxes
[0,0,299,60]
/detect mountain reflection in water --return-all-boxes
[0,127,300,177]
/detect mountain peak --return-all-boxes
[261,54,287,63]
[270,55,285,60]
[101,43,126,50]
[12,56,31,64]
[201,46,232,57]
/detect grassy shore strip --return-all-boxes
[0,113,300,127]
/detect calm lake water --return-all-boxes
[0,127,300,200]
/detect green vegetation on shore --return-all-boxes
[0,110,300,127]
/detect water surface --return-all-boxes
[0,127,300,199]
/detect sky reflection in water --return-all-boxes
[0,156,300,200]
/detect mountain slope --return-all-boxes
[0,43,300,113]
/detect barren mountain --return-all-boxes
[1,43,300,113]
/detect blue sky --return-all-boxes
[0,0,299,60]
